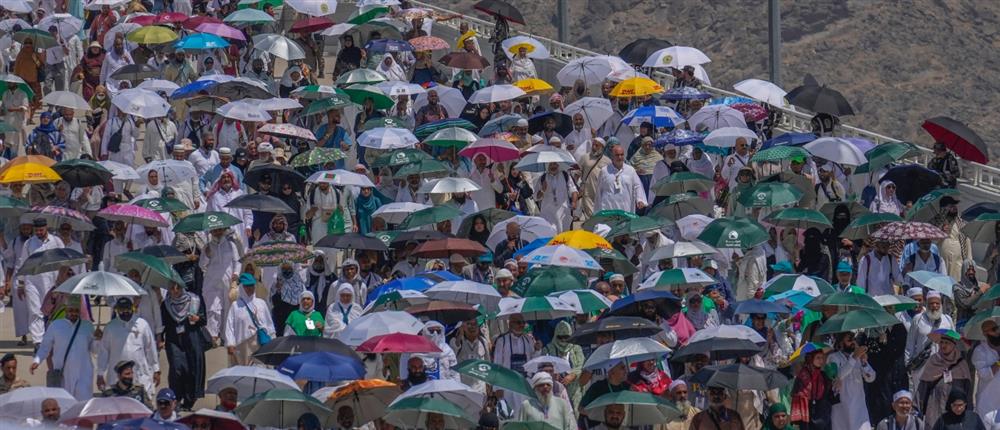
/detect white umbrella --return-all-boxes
[41,90,91,111]
[137,79,180,94]
[412,86,465,118]
[762,274,828,297]
[0,0,31,13]
[605,68,650,82]
[688,324,766,344]
[0,73,25,84]
[688,105,746,132]
[425,280,501,311]
[468,84,526,104]
[497,296,576,320]
[524,355,572,375]
[513,149,577,173]
[0,387,75,420]
[358,127,418,150]
[103,22,140,51]
[392,379,484,414]
[417,177,480,194]
[0,18,30,33]
[676,214,713,240]
[321,22,356,37]
[111,88,170,119]
[523,245,602,271]
[646,240,717,262]
[501,35,550,59]
[36,14,83,39]
[305,169,376,187]
[734,78,788,106]
[486,215,556,249]
[554,289,613,314]
[245,97,303,111]
[372,202,430,224]
[906,271,956,298]
[98,160,140,181]
[253,33,305,60]
[216,100,273,122]
[283,0,337,16]
[54,270,146,297]
[557,56,615,86]
[338,310,424,346]
[207,366,300,401]
[583,338,670,370]
[564,97,613,129]
[642,46,711,69]
[377,81,427,97]
[804,137,867,166]
[60,397,151,427]
[137,159,198,186]
[691,64,712,85]
[703,126,758,148]
[197,73,236,84]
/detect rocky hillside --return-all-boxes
[444,0,1000,163]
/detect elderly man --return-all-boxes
[535,162,578,232]
[0,353,28,394]
[200,227,242,342]
[493,222,527,265]
[665,380,699,430]
[576,137,611,221]
[973,319,1000,402]
[517,372,574,429]
[904,290,954,362]
[720,137,752,186]
[31,296,95,400]
[54,107,89,160]
[590,403,627,430]
[564,113,592,157]
[16,218,65,346]
[99,33,133,92]
[96,298,160,396]
[595,144,647,213]
[188,132,220,177]
[153,388,179,422]
[460,154,502,210]
[690,387,745,430]
[875,390,923,430]
[38,398,62,425]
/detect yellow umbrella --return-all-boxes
[610,77,665,97]
[513,78,553,95]
[0,162,61,184]
[126,25,179,45]
[549,230,613,250]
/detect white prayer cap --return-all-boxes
[530,371,553,387]
[516,118,528,127]
[926,290,942,300]
[669,380,687,392]
[218,147,232,156]
[906,287,923,298]
[592,137,606,147]
[893,390,913,402]
[337,283,353,295]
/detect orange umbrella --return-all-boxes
[324,379,401,425]
[0,155,57,176]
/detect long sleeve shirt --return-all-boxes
[595,163,647,213]
[857,251,903,296]
[224,296,276,347]
[96,317,160,391]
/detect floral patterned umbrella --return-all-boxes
[29,205,94,231]
[731,102,768,122]
[98,203,170,227]
[408,35,450,51]
[871,221,947,241]
[241,241,315,267]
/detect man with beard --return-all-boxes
[200,227,241,343]
[875,390,923,430]
[517,372,574,430]
[815,164,846,205]
[101,360,150,406]
[415,89,448,127]
[0,353,28,394]
[953,260,986,323]
[96,298,160,396]
[450,318,490,392]
[401,356,430,391]
[315,108,351,169]
[905,290,954,362]
[16,218,65,346]
[666,380,699,430]
[445,192,478,235]
[187,131,219,177]
[596,144,647,213]
[598,97,635,147]
[99,33,133,92]
[972,319,1000,400]
[902,238,945,288]
[461,153,501,210]
[400,321,457,382]
[721,137,752,187]
[38,398,61,425]
[356,252,383,292]
[576,137,610,221]
[395,174,429,205]
[243,58,274,94]
[857,240,903,296]
[828,332,876,430]
[590,403,626,430]
[32,296,95,400]
[163,49,196,87]
[690,387,745,430]
[563,113,592,158]
[936,196,972,280]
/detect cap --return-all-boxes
[449,253,466,264]
[893,390,913,402]
[343,258,358,268]
[530,371,553,387]
[239,273,257,286]
[156,388,177,402]
[926,290,942,300]
[932,328,961,343]
[548,136,562,144]
[668,379,687,392]
[770,260,794,273]
[258,142,274,153]
[478,252,493,263]
[218,147,232,156]
[641,136,654,144]
[591,137,606,147]
[88,41,101,49]
[495,268,514,280]
[609,273,625,283]
[114,297,133,308]
[549,93,563,102]
[114,360,136,374]
[32,217,47,227]
[836,261,853,273]
[702,259,719,270]
[906,287,924,298]
[819,163,834,173]
[516,118,528,127]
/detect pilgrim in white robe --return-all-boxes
[16,234,65,343]
[595,163,647,213]
[34,317,96,400]
[224,288,276,365]
[533,171,577,232]
[96,315,160,395]
[323,284,362,338]
[206,188,253,248]
[199,235,241,338]
[828,350,876,430]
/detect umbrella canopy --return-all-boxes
[522,245,601,271]
[225,194,294,213]
[513,266,588,297]
[126,25,178,44]
[0,162,60,184]
[473,0,525,24]
[690,363,790,391]
[646,240,716,262]
[278,351,365,382]
[425,280,501,311]
[585,247,639,276]
[673,336,764,362]
[638,268,717,293]
[840,212,903,240]
[469,84,526,104]
[786,84,855,116]
[734,78,788,106]
[922,116,988,164]
[871,221,947,241]
[52,159,111,187]
[570,316,662,345]
[497,296,576,321]
[42,90,91,110]
[486,216,556,249]
[549,229,612,250]
[98,204,169,228]
[54,270,146,297]
[618,38,671,64]
[737,182,803,208]
[315,232,388,251]
[364,38,414,54]
[385,397,476,429]
[455,359,535,398]
[0,73,34,98]
[584,391,684,427]
[963,308,1000,341]
[206,366,299,400]
[417,177,480,194]
[252,335,360,366]
[305,170,375,188]
[652,172,713,196]
[244,164,306,191]
[687,105,745,131]
[234,389,331,428]
[621,105,685,128]
[284,0,337,16]
[173,211,242,233]
[962,213,1000,243]
[0,195,27,217]
[406,301,479,325]
[336,68,388,85]
[553,290,613,314]
[253,33,305,60]
[338,311,425,346]
[424,127,480,148]
[323,380,401,426]
[216,100,272,122]
[61,397,151,427]
[804,137,867,166]
[260,123,317,142]
[0,386,76,420]
[856,141,922,174]
[762,274,835,297]
[242,241,315,267]
[439,51,490,70]
[291,16,335,33]
[528,111,573,136]
[27,205,94,231]
[605,290,681,319]
[114,251,185,288]
[224,8,275,24]
[642,45,711,68]
[806,292,884,311]
[137,245,186,264]
[358,127,418,150]
[514,149,577,173]
[411,237,488,258]
[176,410,243,430]
[371,202,431,224]
[175,32,230,50]
[610,77,664,97]
[879,164,943,204]
[697,216,769,249]
[907,271,957,298]
[564,96,614,129]
[816,308,901,335]
[111,88,170,118]
[605,216,670,239]
[763,207,832,229]
[650,193,713,221]
[906,188,962,222]
[733,299,792,315]
[356,332,441,354]
[398,205,462,230]
[409,35,450,51]
[583,338,670,370]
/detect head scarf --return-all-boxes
[467,215,490,246]
[549,321,574,357]
[280,66,304,87]
[666,311,696,345]
[336,283,354,305]
[376,55,406,82]
[166,285,197,323]
[686,150,715,178]
[422,320,446,347]
[920,337,970,382]
[207,171,239,200]
[279,265,307,306]
[763,403,792,430]
[355,187,391,235]
[298,290,315,313]
[297,413,322,430]
[938,389,978,429]
[874,181,903,214]
[36,112,58,133]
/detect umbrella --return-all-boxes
[690,363,790,391]
[820,201,869,221]
[523,245,601,271]
[0,195,28,217]
[377,81,426,98]
[455,359,535,398]
[439,51,490,70]
[364,38,414,54]
[111,88,170,118]
[688,105,746,131]
[621,105,685,128]
[365,271,462,303]
[406,301,479,325]
[557,56,617,87]
[703,127,759,149]
[115,252,185,288]
[806,292,883,311]
[409,35,450,51]
[786,83,854,116]
[52,159,112,187]
[176,410,243,430]
[54,270,145,297]
[963,202,1000,222]
[338,311,425,346]
[0,73,34,98]
[605,290,681,319]
[259,124,317,143]
[564,97,614,129]
[372,148,433,170]
[652,172,713,196]
[224,8,275,24]
[734,78,788,106]
[0,162,60,184]
[582,209,640,230]
[549,229,612,250]
[216,100,272,122]
[502,36,549,60]
[513,266,588,297]
[181,15,223,31]
[856,141,922,174]
[225,194,294,213]
[513,149,577,173]
[962,308,1000,341]
[60,397,151,427]
[553,290,613,314]
[610,77,665,97]
[278,351,365,382]
[469,84,526,104]
[211,78,274,99]
[752,145,811,165]
[206,366,299,400]
[356,332,441,354]
[253,33,305,60]
[385,397,476,429]
[175,33,230,50]
[41,90,91,111]
[497,296,576,320]
[570,317,662,345]
[874,294,920,312]
[244,165,306,191]
[14,28,57,49]
[412,238,487,258]
[619,38,671,64]
[815,308,901,335]
[840,212,903,240]
[173,211,242,233]
[485,215,556,249]
[527,111,573,136]
[803,137,867,166]
[17,248,86,276]
[638,268,717,293]
[28,205,94,231]
[585,247,639,276]
[234,389,331,428]
[126,25,178,44]
[98,204,169,228]
[459,138,519,163]
[135,245,186,265]
[584,391,684,426]
[424,127,480,148]
[645,240,716,263]
[733,299,792,315]
[323,380,401,426]
[759,132,817,150]
[284,0,337,16]
[305,170,375,188]
[242,241,315,267]
[291,16,335,33]
[358,127,418,150]
[513,78,554,95]
[922,116,988,164]
[649,193,712,221]
[136,79,181,94]
[371,202,430,224]
[673,326,765,362]
[762,274,835,297]
[737,182,803,208]
[336,68,388,85]
[473,0,525,24]
[604,216,669,239]
[315,233,388,251]
[0,18,30,32]
[871,221,947,241]
[399,205,462,230]
[906,271,957,298]
[583,338,670,371]
[252,335,360,366]
[0,386,75,420]
[906,188,962,222]
[373,230,454,248]
[643,45,711,68]
[962,213,1000,243]
[763,207,832,229]
[879,164,943,204]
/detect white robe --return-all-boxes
[16,234,65,343]
[323,301,362,338]
[144,118,176,161]
[595,164,647,213]
[461,165,502,211]
[533,171,577,232]
[100,115,140,166]
[199,237,241,338]
[206,188,253,248]
[100,50,134,92]
[224,294,276,348]
[54,116,90,160]
[856,251,903,296]
[102,237,130,271]
[6,235,29,337]
[34,318,96,400]
[904,312,954,362]
[96,316,160,395]
[973,343,1000,401]
[2,89,28,155]
[828,350,876,430]
[188,149,219,177]
[307,187,354,244]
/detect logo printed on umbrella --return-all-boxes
[208,215,219,222]
[320,3,329,12]
[395,152,406,160]
[661,55,673,65]
[558,256,569,262]
[756,192,767,201]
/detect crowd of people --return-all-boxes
[0,0,998,430]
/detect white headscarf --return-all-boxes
[376,55,406,82]
[280,66,304,87]
[871,180,903,215]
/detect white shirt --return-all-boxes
[188,149,220,177]
[323,301,361,338]
[16,234,65,291]
[828,350,876,430]
[100,50,133,92]
[54,117,90,160]
[904,311,954,361]
[720,152,750,186]
[96,316,160,393]
[461,165,502,211]
[563,128,592,158]
[595,163,647,213]
[100,115,140,165]
[856,251,903,296]
[972,343,1000,400]
[33,318,96,400]
[224,294,276,346]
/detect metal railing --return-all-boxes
[412,1,1000,196]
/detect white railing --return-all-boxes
[412,1,1000,196]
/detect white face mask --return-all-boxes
[96,94,106,100]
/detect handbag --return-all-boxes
[46,319,81,388]
[242,298,271,346]
[107,119,126,153]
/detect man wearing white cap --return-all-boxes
[511,117,532,150]
[15,217,65,346]
[534,160,578,232]
[666,380,699,430]
[248,142,276,170]
[874,390,922,430]
[904,290,954,363]
[972,319,1000,407]
[894,287,925,331]
[517,372,574,430]
[815,163,846,206]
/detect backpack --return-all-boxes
[29,131,55,157]
[907,252,941,273]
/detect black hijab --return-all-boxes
[933,389,985,430]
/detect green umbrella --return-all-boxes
[806,292,883,311]
[839,212,903,240]
[289,147,346,168]
[550,290,613,314]
[750,145,810,163]
[457,208,516,237]
[14,29,57,49]
[962,213,1000,243]
[394,159,453,178]
[0,74,35,99]
[906,188,961,222]
[513,266,588,297]
[398,206,462,230]
[133,197,189,213]
[115,251,186,288]
[651,172,713,196]
[0,195,29,217]
[343,85,395,110]
[815,308,901,336]
[737,182,803,208]
[962,307,1000,341]
[291,85,346,100]
[336,68,388,85]
[366,290,429,312]
[0,122,16,133]
[650,193,713,221]
[372,148,433,169]
[605,216,670,239]
[763,207,831,229]
[583,391,684,427]
[582,209,639,231]
[424,127,479,148]
[302,95,355,116]
[414,119,477,139]
[384,397,476,429]
[234,389,332,429]
[502,422,560,430]
[856,141,922,174]
[363,116,409,131]
[642,268,717,291]
[697,217,769,250]
[819,201,869,221]
[454,359,536,398]
[976,283,1000,310]
[348,5,391,25]
[762,274,836,297]
[173,211,243,233]
[585,247,638,276]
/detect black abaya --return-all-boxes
[160,298,208,409]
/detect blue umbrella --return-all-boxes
[170,79,216,100]
[478,114,522,137]
[98,418,190,430]
[365,270,462,304]
[759,132,816,150]
[660,87,712,101]
[733,299,792,315]
[655,129,703,147]
[621,105,685,128]
[709,96,755,106]
[175,33,230,50]
[364,38,415,53]
[605,290,681,319]
[513,236,553,258]
[277,351,365,382]
[766,289,813,311]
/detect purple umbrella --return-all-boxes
[196,22,246,41]
[98,204,169,228]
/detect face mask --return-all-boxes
[118,311,133,322]
[312,263,324,272]
[120,377,134,387]
[96,94,106,100]
[282,270,293,277]
[988,333,1000,346]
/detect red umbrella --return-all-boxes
[128,15,157,25]
[411,237,488,258]
[177,409,245,430]
[182,15,223,31]
[356,333,441,353]
[291,16,334,34]
[406,300,480,325]
[155,12,188,25]
[922,116,988,164]
[871,221,947,241]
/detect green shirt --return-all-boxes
[285,310,324,337]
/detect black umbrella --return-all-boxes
[244,165,306,192]
[52,159,113,188]
[210,80,274,100]
[383,230,454,247]
[618,38,672,65]
[604,290,681,320]
[689,363,790,391]
[17,248,87,276]
[671,338,764,362]
[527,111,573,136]
[110,63,160,81]
[224,194,295,214]
[139,245,188,264]
[315,232,389,251]
[922,116,988,164]
[879,164,942,204]
[569,316,663,345]
[785,84,855,116]
[252,335,361,366]
[962,202,1000,222]
[473,0,525,24]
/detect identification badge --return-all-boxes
[305,319,316,330]
[943,371,952,384]
[176,325,185,334]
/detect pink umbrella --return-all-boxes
[196,22,246,41]
[459,138,520,162]
[356,333,442,353]
[60,397,151,427]
[409,35,450,51]
[29,205,95,231]
[128,15,157,25]
[98,204,169,228]
[155,11,187,25]
[259,123,316,141]
[731,102,768,122]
